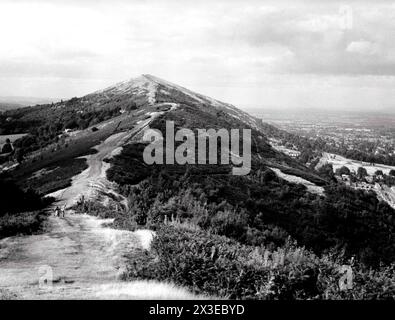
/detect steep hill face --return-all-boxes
[2,74,325,201]
[85,74,261,128]
[95,75,324,185]
[0,75,263,133]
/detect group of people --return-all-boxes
[54,205,67,218]
[53,195,85,218]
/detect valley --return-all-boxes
[254,110,395,210]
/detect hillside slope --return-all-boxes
[2,74,325,199]
[5,75,395,267]
[1,75,394,299]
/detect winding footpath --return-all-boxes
[0,127,202,299]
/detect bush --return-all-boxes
[114,168,395,266]
[72,200,124,219]
[209,208,249,241]
[335,166,351,176]
[0,179,52,215]
[0,211,48,239]
[123,225,395,299]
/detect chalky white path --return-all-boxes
[0,214,202,299]
[0,125,203,299]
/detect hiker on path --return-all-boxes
[61,204,67,218]
[54,206,60,217]
[78,195,85,208]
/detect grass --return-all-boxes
[94,280,212,300]
[9,108,154,194]
[0,289,18,300]
[24,158,88,195]
[0,210,49,239]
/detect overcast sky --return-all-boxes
[1,0,395,111]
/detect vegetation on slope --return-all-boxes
[0,103,125,154]
[0,179,51,239]
[123,225,395,300]
[98,105,395,299]
[3,76,394,299]
[105,106,394,267]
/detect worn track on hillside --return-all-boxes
[0,213,202,299]
[0,119,203,299]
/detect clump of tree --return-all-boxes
[335,166,351,176]
[357,167,368,180]
[0,178,51,239]
[0,178,51,216]
[317,163,335,181]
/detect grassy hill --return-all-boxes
[2,75,394,299]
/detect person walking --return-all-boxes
[54,206,60,217]
[61,204,67,218]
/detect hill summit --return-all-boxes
[1,73,324,197]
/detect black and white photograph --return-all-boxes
[0,0,394,309]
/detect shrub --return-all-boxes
[0,211,48,239]
[115,169,395,266]
[72,200,123,219]
[123,225,395,300]
[0,179,51,215]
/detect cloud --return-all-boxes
[346,40,379,55]
[0,0,395,111]
[209,2,395,76]
[1,0,395,79]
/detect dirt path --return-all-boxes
[0,214,135,299]
[47,117,152,209]
[0,122,204,299]
[0,214,200,299]
[47,130,134,209]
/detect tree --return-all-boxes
[336,166,351,176]
[64,119,78,129]
[1,138,13,154]
[357,167,368,180]
[14,148,24,163]
[375,170,384,176]
[318,163,334,180]
[389,169,395,177]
